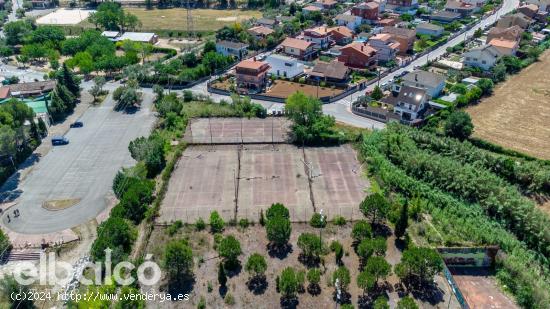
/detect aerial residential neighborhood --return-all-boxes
[0,0,549,308]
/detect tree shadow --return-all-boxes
[373,223,392,238]
[280,295,299,309]
[407,282,444,305]
[224,260,242,278]
[267,242,293,259]
[247,275,268,295]
[307,283,321,296]
[394,238,407,252]
[218,285,228,298]
[166,275,195,300]
[297,253,320,268]
[332,290,352,305]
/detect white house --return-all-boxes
[265,54,305,78]
[382,85,428,123]
[401,70,447,98]
[462,44,503,70]
[367,33,400,62]
[461,0,487,7]
[335,14,363,31]
[117,32,159,44]
[216,40,249,59]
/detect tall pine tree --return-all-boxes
[394,203,409,239]
[57,63,80,97]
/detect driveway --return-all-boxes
[0,93,156,234]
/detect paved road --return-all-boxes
[0,93,156,234]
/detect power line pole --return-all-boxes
[186,0,194,38]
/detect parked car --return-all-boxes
[70,121,83,128]
[51,136,69,146]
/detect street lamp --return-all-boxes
[319,209,326,247]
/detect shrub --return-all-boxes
[333,216,346,226]
[309,213,327,228]
[218,235,242,267]
[351,220,372,243]
[224,293,235,305]
[195,218,206,231]
[238,218,250,229]
[209,211,225,233]
[166,220,183,236]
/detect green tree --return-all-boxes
[477,78,494,96]
[115,286,145,309]
[360,193,390,226]
[332,266,351,292]
[218,235,242,267]
[128,134,165,177]
[309,212,327,228]
[444,110,473,140]
[297,233,323,261]
[394,203,408,239]
[0,275,34,309]
[266,203,289,220]
[245,253,267,279]
[4,20,33,46]
[395,247,443,285]
[113,82,140,111]
[89,76,107,103]
[351,220,372,243]
[266,215,291,248]
[371,85,383,100]
[374,296,390,309]
[163,239,194,283]
[357,271,375,293]
[306,268,321,293]
[278,267,299,298]
[90,217,135,264]
[397,296,419,309]
[365,256,391,285]
[209,211,225,233]
[330,240,344,265]
[491,62,507,82]
[57,63,81,97]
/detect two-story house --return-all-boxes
[401,70,446,98]
[462,44,503,70]
[280,38,317,60]
[486,25,523,43]
[382,85,428,123]
[247,26,274,40]
[216,40,249,60]
[488,38,519,56]
[415,23,445,37]
[329,26,354,45]
[335,14,363,31]
[496,13,533,29]
[312,0,338,10]
[303,27,332,50]
[367,33,400,62]
[444,0,479,17]
[351,2,380,23]
[382,26,416,54]
[338,42,377,68]
[235,58,271,93]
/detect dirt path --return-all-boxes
[466,49,550,160]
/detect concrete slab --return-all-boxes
[158,145,239,224]
[306,145,368,220]
[185,117,291,144]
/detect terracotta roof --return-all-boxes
[236,58,269,70]
[488,38,518,49]
[370,33,392,42]
[281,37,314,50]
[356,2,379,9]
[317,0,337,5]
[0,87,10,99]
[248,26,274,36]
[328,26,353,38]
[445,0,474,9]
[303,5,322,11]
[305,26,331,36]
[7,80,56,94]
[342,42,377,56]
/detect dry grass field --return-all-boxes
[125,8,262,32]
[466,50,550,160]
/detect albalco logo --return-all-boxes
[12,249,162,286]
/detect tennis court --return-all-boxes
[184,118,291,144]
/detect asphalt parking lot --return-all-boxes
[0,94,155,234]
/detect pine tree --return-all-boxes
[394,203,408,239]
[48,90,67,121]
[37,117,47,136]
[57,63,80,97]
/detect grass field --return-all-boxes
[466,49,550,160]
[124,8,262,32]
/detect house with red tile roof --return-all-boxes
[280,38,317,60]
[488,38,519,56]
[304,26,332,50]
[329,26,354,45]
[235,58,271,93]
[338,42,377,69]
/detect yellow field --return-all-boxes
[125,8,262,32]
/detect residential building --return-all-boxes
[430,11,461,23]
[461,0,486,8]
[378,17,401,27]
[335,14,363,31]
[31,0,54,8]
[235,58,271,93]
[7,80,56,97]
[444,0,478,16]
[308,60,350,84]
[382,26,416,54]
[462,44,503,70]
[216,40,249,59]
[415,22,444,37]
[304,27,332,50]
[302,5,323,15]
[280,38,316,60]
[373,0,387,12]
[367,33,400,62]
[488,38,519,56]
[312,0,338,9]
[351,2,380,22]
[518,4,539,18]
[0,87,11,100]
[486,25,523,43]
[382,85,428,123]
[401,70,446,98]
[329,26,354,45]
[497,13,533,29]
[101,31,120,41]
[265,54,305,78]
[525,0,549,12]
[247,26,274,39]
[338,42,377,68]
[256,18,278,29]
[117,32,159,44]
[386,0,418,9]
